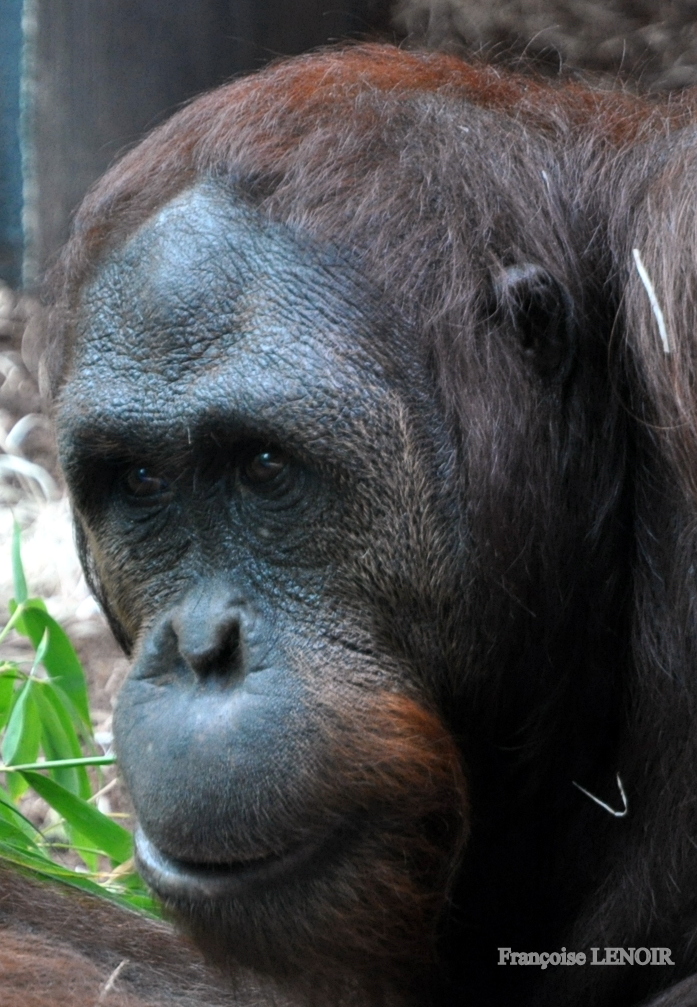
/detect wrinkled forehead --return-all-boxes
[73,181,389,378]
[57,182,443,495]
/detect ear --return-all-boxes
[494,263,577,381]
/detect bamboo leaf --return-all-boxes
[2,680,40,768]
[1,756,115,772]
[68,824,99,872]
[15,609,91,728]
[0,818,42,855]
[0,850,160,915]
[31,628,50,675]
[0,602,24,644]
[33,683,91,799]
[8,596,47,628]
[2,681,40,800]
[18,770,132,864]
[0,672,17,732]
[11,523,27,604]
[0,784,41,838]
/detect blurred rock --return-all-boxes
[392,0,697,91]
[0,283,60,504]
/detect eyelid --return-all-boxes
[122,465,174,504]
[240,446,290,486]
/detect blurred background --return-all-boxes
[3,0,396,290]
[5,1,697,295]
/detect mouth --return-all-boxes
[135,826,329,901]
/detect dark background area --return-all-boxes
[5,0,697,290]
[0,0,24,289]
[0,0,392,290]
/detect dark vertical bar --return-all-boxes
[26,0,391,283]
[223,0,392,71]
[26,0,239,284]
[0,0,24,288]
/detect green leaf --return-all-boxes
[31,627,50,675]
[2,679,40,768]
[69,825,99,872]
[115,891,160,914]
[9,597,48,636]
[0,817,42,855]
[11,523,27,604]
[1,534,161,916]
[24,598,47,613]
[0,671,17,732]
[33,683,91,799]
[0,784,41,838]
[2,756,115,772]
[2,681,40,800]
[18,770,132,864]
[0,602,25,645]
[0,851,161,916]
[15,609,91,729]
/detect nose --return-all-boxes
[171,584,249,682]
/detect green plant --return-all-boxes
[0,524,159,915]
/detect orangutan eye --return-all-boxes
[240,447,290,488]
[124,466,171,500]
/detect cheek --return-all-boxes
[174,687,469,983]
[90,538,188,642]
[114,614,468,873]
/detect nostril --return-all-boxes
[206,618,241,677]
[173,611,244,681]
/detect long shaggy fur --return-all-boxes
[37,42,697,1007]
[0,866,266,1006]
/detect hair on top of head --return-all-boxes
[51,44,684,304]
[47,44,687,419]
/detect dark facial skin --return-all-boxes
[55,184,468,1001]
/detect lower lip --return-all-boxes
[135,827,324,901]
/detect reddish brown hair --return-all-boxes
[51,44,688,309]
